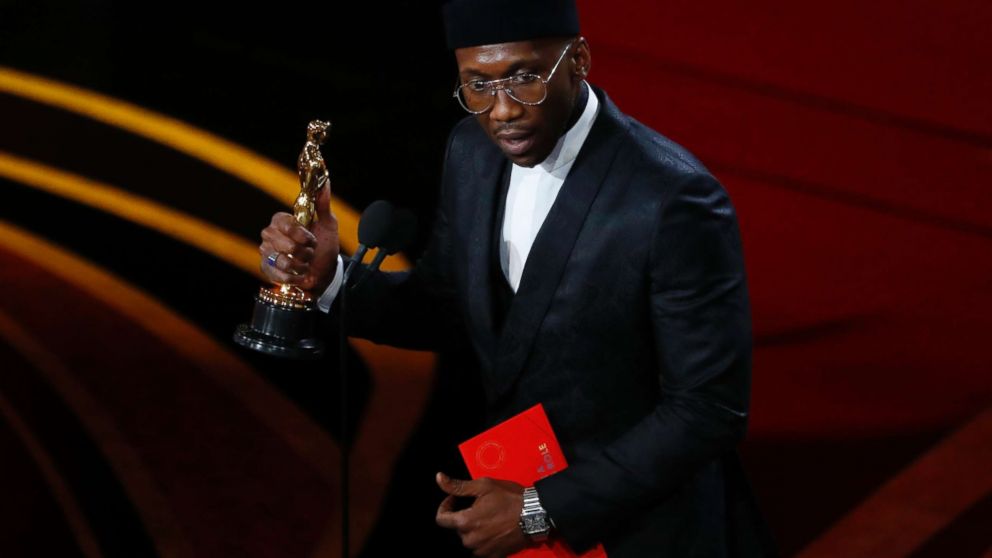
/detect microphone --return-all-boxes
[343,200,394,285]
[365,208,417,273]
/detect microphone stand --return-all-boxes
[335,254,382,557]
[338,257,352,558]
[333,206,410,557]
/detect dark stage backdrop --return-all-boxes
[0,1,989,556]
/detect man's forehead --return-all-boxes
[455,38,565,74]
[456,41,538,64]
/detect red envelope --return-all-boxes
[458,403,607,558]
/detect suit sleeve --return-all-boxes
[534,172,752,551]
[322,124,466,351]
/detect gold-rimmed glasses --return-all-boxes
[453,40,576,114]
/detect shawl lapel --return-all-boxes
[464,137,506,374]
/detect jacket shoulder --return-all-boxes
[445,116,489,158]
[621,115,711,180]
[603,107,737,229]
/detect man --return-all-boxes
[258,0,776,556]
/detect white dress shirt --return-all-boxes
[499,81,598,291]
[318,81,599,311]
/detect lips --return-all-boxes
[495,129,536,157]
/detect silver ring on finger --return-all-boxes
[266,251,280,267]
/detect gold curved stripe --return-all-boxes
[798,406,992,557]
[0,150,262,278]
[0,65,408,272]
[0,386,105,558]
[0,219,344,493]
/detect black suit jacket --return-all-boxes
[343,86,776,557]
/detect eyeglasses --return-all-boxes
[453,40,575,114]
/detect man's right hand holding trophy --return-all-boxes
[259,176,340,297]
[234,120,343,359]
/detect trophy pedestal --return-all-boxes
[234,286,325,360]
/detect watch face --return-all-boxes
[522,513,550,534]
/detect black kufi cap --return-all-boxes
[443,0,580,50]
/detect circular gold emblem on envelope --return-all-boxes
[476,441,506,470]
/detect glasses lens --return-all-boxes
[457,85,493,113]
[506,75,546,105]
[454,74,548,113]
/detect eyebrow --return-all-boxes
[460,60,541,80]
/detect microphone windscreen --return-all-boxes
[358,200,395,247]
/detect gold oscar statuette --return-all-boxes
[233,119,331,359]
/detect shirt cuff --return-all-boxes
[316,254,345,313]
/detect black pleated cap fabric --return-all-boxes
[443,0,580,49]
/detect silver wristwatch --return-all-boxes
[519,486,553,542]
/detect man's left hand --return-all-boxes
[435,472,530,557]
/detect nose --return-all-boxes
[488,88,523,123]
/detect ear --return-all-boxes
[572,36,592,80]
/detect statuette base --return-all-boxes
[233,289,324,360]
